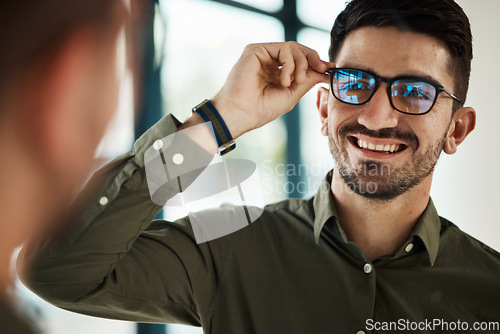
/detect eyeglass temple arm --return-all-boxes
[443,89,464,105]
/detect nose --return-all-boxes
[357,84,400,130]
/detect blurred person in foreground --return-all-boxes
[20,0,500,333]
[0,1,131,333]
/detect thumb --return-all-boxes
[289,71,330,104]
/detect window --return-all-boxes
[297,27,337,199]
[297,0,345,31]
[233,0,283,12]
[160,0,288,218]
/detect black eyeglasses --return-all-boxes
[327,68,463,115]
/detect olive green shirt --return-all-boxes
[21,115,500,334]
[0,297,37,334]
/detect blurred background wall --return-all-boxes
[431,0,500,251]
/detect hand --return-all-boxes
[211,42,334,139]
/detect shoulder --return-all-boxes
[263,196,314,219]
[438,216,500,263]
[193,196,316,244]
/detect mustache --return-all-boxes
[338,123,419,150]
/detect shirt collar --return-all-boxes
[312,170,441,265]
[410,198,441,266]
[313,170,340,244]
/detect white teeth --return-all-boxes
[356,138,403,153]
[357,139,368,149]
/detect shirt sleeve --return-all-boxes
[18,114,233,326]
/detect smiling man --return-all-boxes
[20,0,500,333]
[316,23,476,261]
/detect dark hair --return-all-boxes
[0,0,125,98]
[329,0,473,110]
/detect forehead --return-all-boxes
[335,26,454,88]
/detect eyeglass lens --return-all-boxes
[332,69,437,114]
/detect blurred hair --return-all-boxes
[0,0,126,100]
[329,0,473,111]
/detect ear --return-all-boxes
[317,87,330,136]
[443,107,476,155]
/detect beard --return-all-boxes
[328,123,447,202]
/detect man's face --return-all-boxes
[321,26,457,200]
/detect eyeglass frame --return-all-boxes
[326,67,464,115]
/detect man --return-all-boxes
[20,0,500,333]
[0,1,130,333]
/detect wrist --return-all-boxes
[191,99,237,156]
[211,96,254,139]
[178,113,219,155]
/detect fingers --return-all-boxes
[305,47,334,74]
[212,42,334,137]
[277,47,297,87]
[249,42,334,88]
[290,45,309,84]
[278,43,334,103]
[286,71,331,107]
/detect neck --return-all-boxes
[331,169,431,261]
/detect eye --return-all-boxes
[394,81,434,101]
[339,79,372,91]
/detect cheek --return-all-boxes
[327,102,358,141]
[414,114,452,149]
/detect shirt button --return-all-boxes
[405,243,414,253]
[172,153,184,165]
[363,263,373,274]
[99,196,109,206]
[153,139,164,151]
[356,331,366,334]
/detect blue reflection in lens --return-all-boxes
[392,80,435,113]
[334,70,374,104]
[404,85,425,98]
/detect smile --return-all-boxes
[349,136,408,154]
